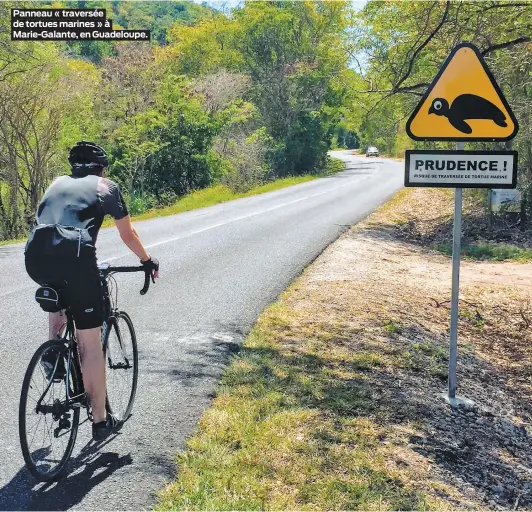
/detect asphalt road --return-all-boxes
[0,151,403,510]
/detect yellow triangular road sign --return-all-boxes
[406,42,518,141]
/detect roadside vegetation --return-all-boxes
[158,187,532,510]
[1,157,344,244]
[157,302,449,511]
[388,187,532,263]
[437,243,532,262]
[0,1,356,242]
[109,158,344,225]
[3,2,531,243]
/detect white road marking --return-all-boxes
[2,159,383,298]
[107,166,380,258]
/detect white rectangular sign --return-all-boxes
[405,150,518,188]
[492,188,521,212]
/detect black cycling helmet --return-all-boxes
[69,141,109,176]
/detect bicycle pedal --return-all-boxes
[59,418,71,429]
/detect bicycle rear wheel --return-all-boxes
[19,339,80,481]
[103,311,138,422]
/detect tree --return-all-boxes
[0,55,100,238]
[163,1,353,177]
[351,0,532,163]
[233,1,351,175]
[143,76,219,198]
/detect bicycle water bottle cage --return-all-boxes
[35,286,63,313]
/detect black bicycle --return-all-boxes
[19,263,152,482]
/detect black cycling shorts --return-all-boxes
[26,255,103,330]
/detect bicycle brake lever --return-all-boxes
[140,270,150,295]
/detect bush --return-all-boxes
[126,192,157,216]
[217,128,271,193]
[436,242,532,261]
[155,190,179,207]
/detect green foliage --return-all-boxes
[324,157,345,176]
[146,77,220,198]
[115,1,210,45]
[165,14,243,75]
[351,0,532,167]
[381,319,402,334]
[125,191,157,216]
[233,2,351,176]
[0,1,353,240]
[436,243,532,262]
[164,1,352,178]
[64,40,115,65]
[59,0,213,61]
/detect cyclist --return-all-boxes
[24,141,159,441]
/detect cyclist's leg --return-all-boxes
[77,327,106,423]
[62,259,106,423]
[49,310,67,339]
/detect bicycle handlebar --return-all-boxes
[99,264,153,295]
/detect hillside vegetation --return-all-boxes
[1,1,531,241]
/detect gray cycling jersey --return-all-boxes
[36,174,129,244]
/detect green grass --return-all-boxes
[399,343,448,380]
[129,177,316,223]
[156,300,448,511]
[0,237,25,246]
[2,158,345,244]
[382,318,402,334]
[436,242,532,262]
[125,159,344,224]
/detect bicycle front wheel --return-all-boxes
[103,312,138,422]
[19,339,80,482]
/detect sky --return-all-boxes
[191,0,368,13]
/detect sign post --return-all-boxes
[404,42,519,407]
[447,143,473,407]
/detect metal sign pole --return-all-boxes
[448,186,462,399]
[402,42,518,408]
[444,141,473,408]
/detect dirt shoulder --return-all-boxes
[158,187,532,510]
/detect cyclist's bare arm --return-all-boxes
[114,216,154,263]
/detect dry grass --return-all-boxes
[159,187,532,510]
[157,299,453,510]
[386,188,532,262]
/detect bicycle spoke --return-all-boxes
[20,340,80,480]
[27,414,44,451]
[104,314,137,422]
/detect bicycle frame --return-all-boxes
[35,311,85,418]
[34,264,146,417]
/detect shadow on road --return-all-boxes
[1,329,244,511]
[0,437,132,511]
[140,326,243,388]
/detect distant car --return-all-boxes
[366,146,379,157]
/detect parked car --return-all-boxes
[366,146,379,157]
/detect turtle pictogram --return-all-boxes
[406,42,518,141]
[428,94,507,134]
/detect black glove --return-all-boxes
[141,256,159,282]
